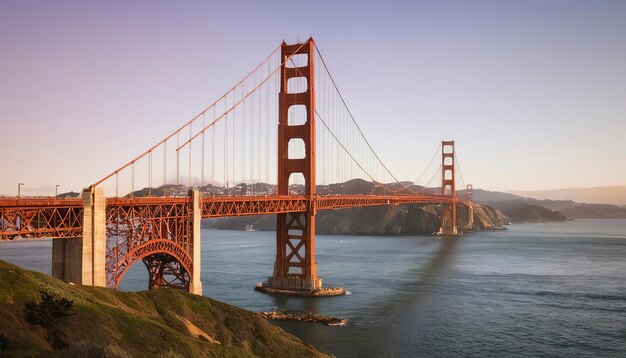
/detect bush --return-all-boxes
[0,332,8,353]
[68,341,132,358]
[159,350,185,358]
[23,290,74,349]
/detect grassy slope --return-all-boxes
[0,260,328,358]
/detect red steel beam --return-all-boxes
[0,194,469,240]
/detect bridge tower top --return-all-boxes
[277,37,316,196]
[466,184,473,201]
[441,140,455,197]
[270,37,321,292]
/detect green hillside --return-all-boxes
[0,260,328,358]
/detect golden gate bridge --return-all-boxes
[0,38,475,296]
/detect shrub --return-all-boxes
[23,290,74,349]
[0,332,8,353]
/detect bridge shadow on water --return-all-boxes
[378,235,461,309]
[359,236,462,355]
[267,235,463,357]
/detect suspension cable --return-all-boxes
[314,43,404,186]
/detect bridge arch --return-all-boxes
[111,239,193,290]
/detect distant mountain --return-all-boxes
[511,186,626,206]
[128,179,433,198]
[502,204,566,223]
[204,179,509,235]
[124,181,626,220]
[207,202,509,235]
[467,189,626,219]
[463,189,526,202]
[56,191,80,198]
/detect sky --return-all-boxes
[1,0,625,196]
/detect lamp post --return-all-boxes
[55,184,60,197]
[17,183,24,198]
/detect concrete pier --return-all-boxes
[266,276,322,292]
[52,187,106,286]
[188,189,203,296]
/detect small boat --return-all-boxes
[245,224,256,232]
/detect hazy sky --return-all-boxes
[1,0,625,196]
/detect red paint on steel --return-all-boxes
[274,38,318,285]
[440,141,458,234]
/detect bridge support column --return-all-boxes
[466,184,474,228]
[268,209,322,291]
[188,189,203,295]
[260,38,338,295]
[438,141,459,236]
[52,187,106,286]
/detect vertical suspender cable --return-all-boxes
[266,59,270,186]
[202,113,205,187]
[251,71,255,190]
[176,133,180,187]
[224,97,228,195]
[148,151,152,197]
[233,88,236,192]
[163,141,168,196]
[188,124,192,188]
[131,162,135,197]
[212,107,216,190]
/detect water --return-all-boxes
[2,219,626,357]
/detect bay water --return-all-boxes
[2,219,625,357]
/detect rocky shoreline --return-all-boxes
[258,311,347,326]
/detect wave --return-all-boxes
[505,290,626,302]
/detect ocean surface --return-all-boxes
[1,219,626,357]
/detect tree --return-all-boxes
[0,332,8,353]
[23,291,74,350]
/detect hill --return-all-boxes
[207,201,508,234]
[502,204,567,223]
[467,189,626,219]
[205,179,509,234]
[511,186,626,206]
[0,260,327,358]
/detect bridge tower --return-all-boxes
[438,140,458,235]
[465,184,473,201]
[52,187,106,287]
[267,38,322,292]
[466,184,475,228]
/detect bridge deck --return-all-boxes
[0,194,462,240]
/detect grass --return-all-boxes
[0,260,329,358]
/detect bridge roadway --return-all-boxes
[0,194,463,240]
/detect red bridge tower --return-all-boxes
[438,140,458,235]
[267,38,322,291]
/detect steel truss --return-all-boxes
[0,194,467,291]
[0,198,83,240]
[0,195,466,242]
[105,199,193,289]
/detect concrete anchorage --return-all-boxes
[188,189,203,295]
[52,187,203,296]
[52,187,106,286]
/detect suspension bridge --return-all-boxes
[0,38,475,296]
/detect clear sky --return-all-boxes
[1,0,625,196]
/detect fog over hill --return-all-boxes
[467,188,626,219]
[510,186,626,206]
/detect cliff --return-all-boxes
[501,204,567,223]
[0,260,328,358]
[206,202,509,235]
[126,179,510,235]
[470,189,626,219]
